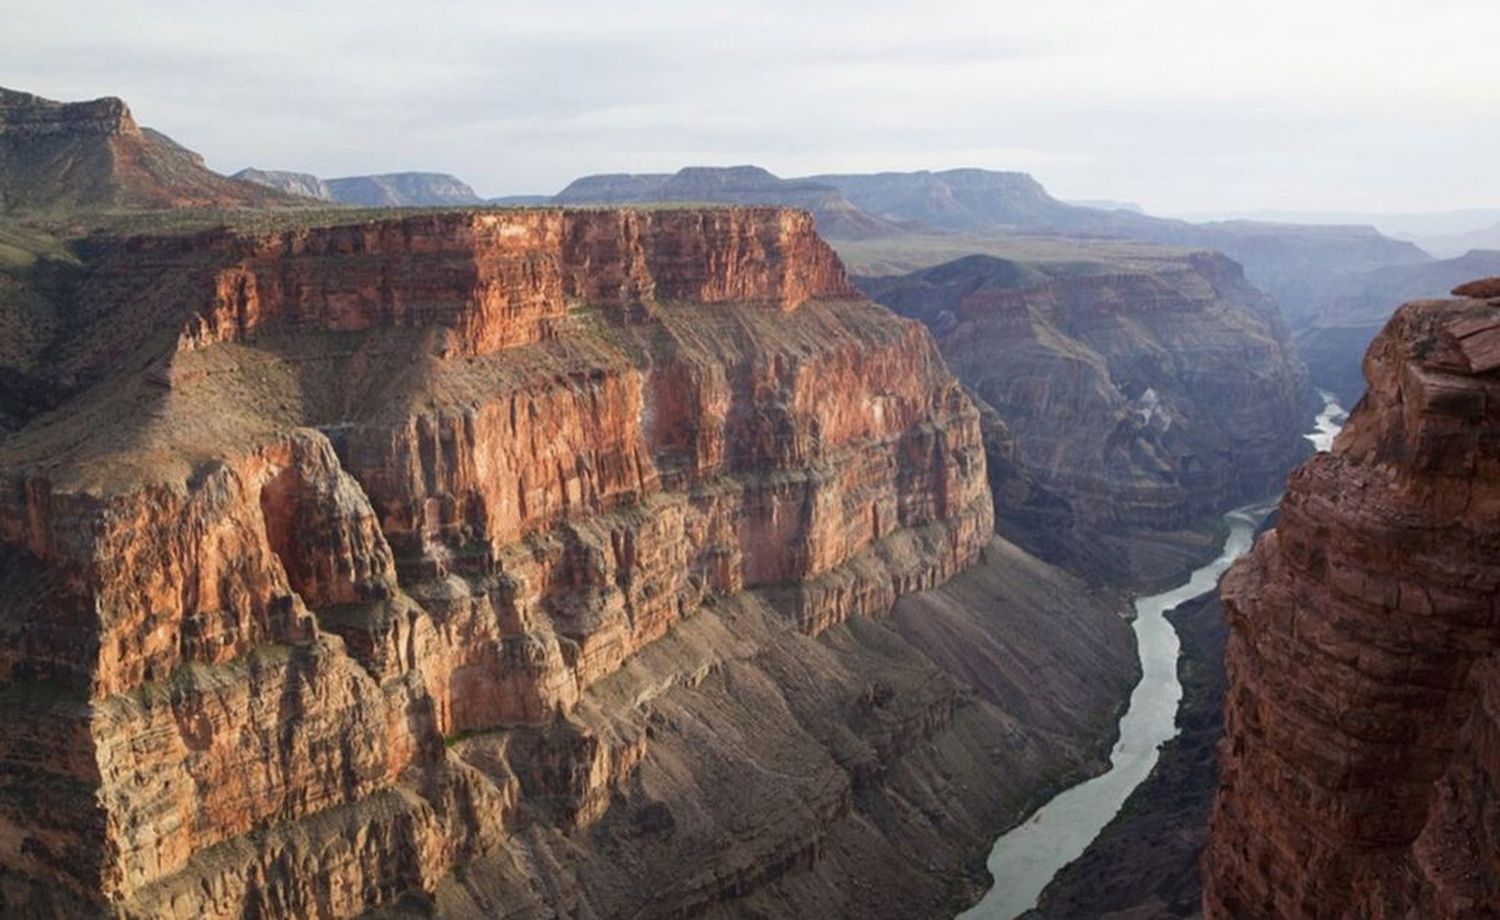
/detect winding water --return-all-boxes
[957,392,1346,919]
[1307,389,1348,452]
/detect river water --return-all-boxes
[956,392,1346,919]
[1306,389,1348,452]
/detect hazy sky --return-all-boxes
[4,0,1495,213]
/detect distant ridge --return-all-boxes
[325,172,482,207]
[230,168,331,201]
[553,165,904,240]
[233,168,483,207]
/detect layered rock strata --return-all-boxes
[0,207,1007,917]
[861,251,1312,587]
[376,538,1138,919]
[1204,282,1500,917]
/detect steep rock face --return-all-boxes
[1204,283,1500,918]
[862,251,1312,586]
[0,86,285,213]
[62,209,856,372]
[0,207,999,917]
[390,538,1139,920]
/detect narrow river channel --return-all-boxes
[957,392,1346,919]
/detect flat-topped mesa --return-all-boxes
[1203,283,1500,917]
[171,207,856,355]
[0,88,139,138]
[0,206,987,916]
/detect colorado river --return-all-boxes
[1307,389,1348,452]
[958,391,1347,920]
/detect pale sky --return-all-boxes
[3,0,1495,213]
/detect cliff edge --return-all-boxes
[0,206,1126,918]
[1204,278,1500,917]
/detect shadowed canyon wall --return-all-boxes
[861,251,1313,587]
[1204,281,1500,918]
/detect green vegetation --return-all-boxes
[832,230,1199,278]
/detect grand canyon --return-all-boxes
[0,8,1495,917]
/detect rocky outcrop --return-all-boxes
[861,250,1313,587]
[0,206,1019,917]
[1297,250,1500,406]
[1204,282,1500,917]
[0,87,287,213]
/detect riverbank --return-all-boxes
[955,505,1265,919]
[1024,591,1230,919]
[1013,393,1347,919]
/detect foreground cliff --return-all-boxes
[1204,280,1500,917]
[0,206,1135,918]
[861,249,1313,587]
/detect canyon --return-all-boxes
[1204,280,1500,917]
[860,248,1312,587]
[8,81,1492,920]
[0,203,1140,918]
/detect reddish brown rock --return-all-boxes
[167,208,855,357]
[0,207,990,917]
[1203,291,1500,918]
[1452,275,1500,299]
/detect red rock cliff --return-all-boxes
[1204,281,1500,917]
[166,207,855,355]
[0,207,988,917]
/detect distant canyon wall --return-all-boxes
[861,251,1313,587]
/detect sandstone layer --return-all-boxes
[0,206,1047,918]
[1204,282,1500,918]
[861,251,1312,587]
[388,538,1137,919]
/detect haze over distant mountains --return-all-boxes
[0,83,1473,414]
[1169,208,1500,258]
[232,168,483,207]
